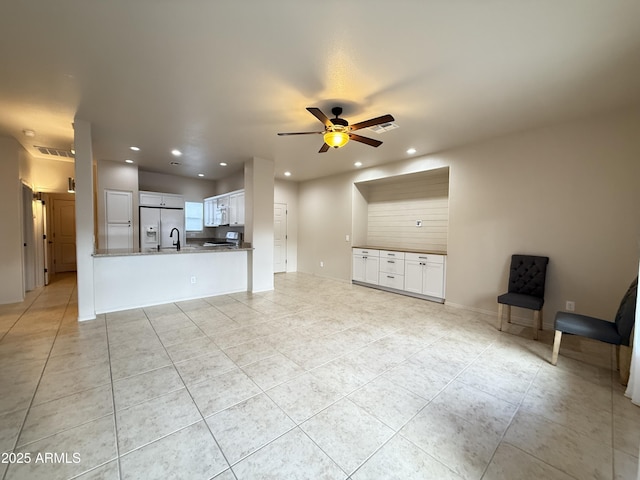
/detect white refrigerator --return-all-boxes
[139,206,184,250]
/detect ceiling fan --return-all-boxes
[278,107,395,153]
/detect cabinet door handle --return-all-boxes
[387,275,394,279]
[388,253,395,256]
[387,260,395,264]
[419,256,428,260]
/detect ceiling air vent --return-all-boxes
[367,122,399,134]
[35,145,75,158]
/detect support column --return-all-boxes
[74,119,96,321]
[244,157,274,293]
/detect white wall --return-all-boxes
[297,107,640,323]
[274,179,298,272]
[0,137,26,303]
[216,170,244,195]
[22,157,74,193]
[138,170,218,201]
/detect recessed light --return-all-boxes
[354,162,362,167]
[219,162,227,167]
[171,149,182,156]
[23,129,36,137]
[284,171,292,177]
[129,146,140,151]
[125,159,134,164]
[197,173,204,177]
[406,148,417,155]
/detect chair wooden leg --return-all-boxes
[506,305,512,324]
[539,307,543,331]
[619,345,631,386]
[498,303,504,331]
[532,310,540,340]
[551,330,562,365]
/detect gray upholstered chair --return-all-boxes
[551,277,637,384]
[497,254,550,340]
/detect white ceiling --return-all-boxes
[1,1,639,182]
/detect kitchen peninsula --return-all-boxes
[92,244,251,314]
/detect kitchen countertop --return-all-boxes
[93,243,253,257]
[352,245,447,255]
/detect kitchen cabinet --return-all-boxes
[203,190,244,227]
[404,252,446,300]
[105,190,133,249]
[139,191,184,208]
[204,197,216,227]
[229,191,245,226]
[352,248,380,285]
[378,250,405,290]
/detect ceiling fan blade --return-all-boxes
[277,131,323,136]
[349,114,395,131]
[318,143,330,153]
[307,107,333,128]
[349,134,383,148]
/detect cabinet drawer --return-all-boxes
[379,258,405,275]
[353,248,379,257]
[380,250,405,260]
[405,252,445,264]
[378,272,404,290]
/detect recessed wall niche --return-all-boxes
[354,167,449,252]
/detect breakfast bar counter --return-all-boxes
[92,245,251,314]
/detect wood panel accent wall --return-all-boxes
[360,168,449,252]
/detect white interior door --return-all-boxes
[274,203,287,273]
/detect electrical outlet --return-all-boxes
[566,301,575,311]
[345,234,350,242]
[191,276,197,284]
[320,261,324,267]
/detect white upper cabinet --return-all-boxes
[229,191,245,226]
[204,197,216,227]
[139,191,184,208]
[203,189,244,227]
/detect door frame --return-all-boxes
[274,202,288,273]
[21,183,36,292]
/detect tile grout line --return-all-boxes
[477,350,545,479]
[104,310,124,480]
[1,280,72,480]
[144,302,239,479]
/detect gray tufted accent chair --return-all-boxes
[551,277,637,384]
[497,254,550,340]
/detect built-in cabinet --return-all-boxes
[404,252,445,298]
[378,250,406,290]
[204,189,244,227]
[352,248,380,284]
[352,248,446,302]
[139,191,184,208]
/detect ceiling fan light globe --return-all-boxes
[324,131,349,148]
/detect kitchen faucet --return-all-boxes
[170,228,181,251]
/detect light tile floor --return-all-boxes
[0,272,639,480]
